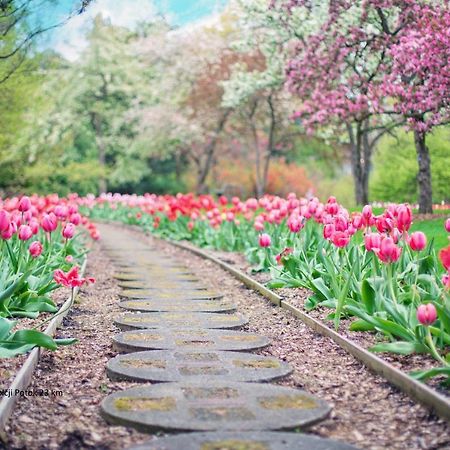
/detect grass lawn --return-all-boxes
[412,218,449,251]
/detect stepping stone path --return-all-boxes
[98,224,360,449]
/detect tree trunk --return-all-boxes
[347,123,369,205]
[195,110,230,195]
[414,129,433,214]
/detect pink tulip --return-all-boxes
[18,196,31,212]
[331,231,350,247]
[445,218,450,233]
[416,303,437,326]
[69,213,82,225]
[18,225,32,241]
[287,217,302,233]
[408,231,427,251]
[396,205,412,232]
[365,233,382,252]
[29,219,39,235]
[375,236,402,263]
[29,241,43,258]
[42,213,57,233]
[259,233,271,247]
[62,223,75,239]
[254,221,264,232]
[362,205,373,226]
[442,273,450,290]
[323,224,334,240]
[54,205,68,219]
[0,210,10,233]
[1,223,14,240]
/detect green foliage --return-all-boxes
[371,128,450,204]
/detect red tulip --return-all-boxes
[439,245,450,271]
[62,223,75,239]
[259,233,271,248]
[18,196,31,212]
[416,303,437,326]
[18,225,32,241]
[29,241,43,258]
[408,231,427,251]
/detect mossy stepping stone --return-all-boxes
[113,329,270,353]
[119,300,236,313]
[106,350,292,383]
[100,381,331,432]
[127,432,360,450]
[118,281,207,291]
[115,312,248,330]
[119,289,224,300]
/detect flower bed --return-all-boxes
[82,193,450,388]
[0,194,98,359]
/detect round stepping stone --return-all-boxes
[116,267,192,275]
[127,432,360,450]
[100,381,331,432]
[119,289,224,300]
[113,329,270,353]
[114,272,199,282]
[106,350,292,383]
[118,281,207,291]
[119,300,236,313]
[115,312,248,330]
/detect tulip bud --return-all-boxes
[259,233,271,248]
[396,205,412,232]
[18,225,32,241]
[29,241,43,258]
[416,303,437,326]
[439,246,450,271]
[408,231,427,251]
[0,210,10,233]
[69,213,82,225]
[445,218,450,233]
[18,196,31,212]
[62,223,75,239]
[42,213,57,233]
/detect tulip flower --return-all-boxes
[331,231,350,248]
[29,241,43,258]
[361,205,373,226]
[18,196,31,212]
[375,236,402,263]
[442,273,450,290]
[62,223,75,240]
[42,213,58,233]
[287,217,302,233]
[416,303,437,326]
[259,233,271,247]
[53,266,95,288]
[254,221,264,232]
[1,223,14,240]
[69,213,82,225]
[18,225,32,241]
[445,218,450,233]
[0,210,10,233]
[364,233,382,252]
[396,205,412,232]
[439,245,450,271]
[408,231,427,251]
[323,224,334,240]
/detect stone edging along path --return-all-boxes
[98,223,360,449]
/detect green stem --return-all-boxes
[425,327,447,366]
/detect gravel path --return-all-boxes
[2,223,449,450]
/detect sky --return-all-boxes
[41,0,227,61]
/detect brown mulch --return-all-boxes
[2,223,449,450]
